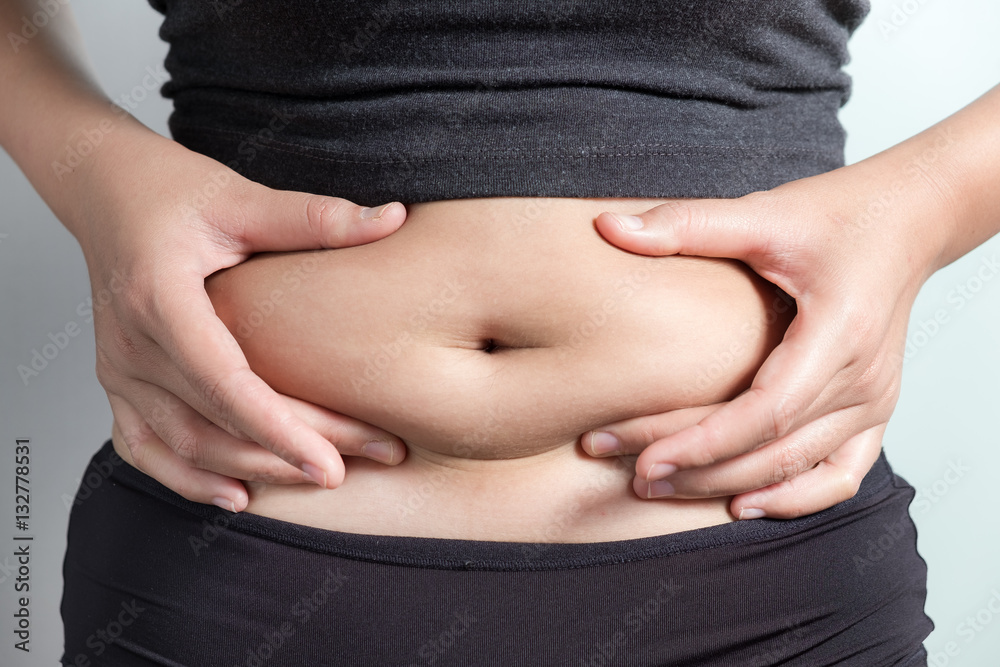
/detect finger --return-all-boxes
[114,374,309,483]
[150,285,348,488]
[637,406,864,498]
[236,185,406,252]
[581,403,723,457]
[634,307,848,481]
[124,372,408,474]
[280,394,407,465]
[730,424,886,520]
[109,396,249,511]
[593,196,773,259]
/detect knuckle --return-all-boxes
[632,424,656,447]
[110,319,145,361]
[195,374,236,430]
[248,471,280,485]
[247,461,295,484]
[683,422,727,468]
[837,469,863,501]
[120,428,151,472]
[772,446,810,484]
[763,395,798,441]
[167,429,201,465]
[661,200,704,241]
[668,199,704,229]
[304,196,350,245]
[687,425,727,468]
[318,421,350,449]
[686,476,718,497]
[94,347,121,390]
[854,353,886,394]
[687,442,718,469]
[853,356,902,415]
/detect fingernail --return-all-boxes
[362,440,396,465]
[611,213,644,231]
[360,202,396,219]
[588,431,620,455]
[646,480,675,499]
[646,463,677,481]
[211,497,237,513]
[301,463,328,487]
[738,508,767,520]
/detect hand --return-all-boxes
[75,129,408,511]
[580,170,938,520]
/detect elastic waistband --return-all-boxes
[91,439,898,571]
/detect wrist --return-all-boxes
[842,84,1000,278]
[830,129,963,287]
[55,119,175,252]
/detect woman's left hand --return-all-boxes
[579,160,951,520]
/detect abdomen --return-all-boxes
[204,196,794,540]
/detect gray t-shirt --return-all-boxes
[147,0,870,206]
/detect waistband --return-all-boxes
[91,438,899,572]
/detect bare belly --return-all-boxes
[196,197,793,541]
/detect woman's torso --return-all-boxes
[122,0,871,541]
[135,196,796,541]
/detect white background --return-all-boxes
[0,0,998,664]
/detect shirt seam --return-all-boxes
[170,123,832,164]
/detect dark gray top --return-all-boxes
[147,0,870,206]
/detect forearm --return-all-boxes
[834,83,1000,279]
[927,83,1000,268]
[0,1,156,240]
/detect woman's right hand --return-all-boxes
[74,127,408,511]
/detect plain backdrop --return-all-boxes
[1,1,998,665]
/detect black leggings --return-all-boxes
[61,439,932,666]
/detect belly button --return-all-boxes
[478,337,545,353]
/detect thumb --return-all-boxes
[237,185,406,252]
[593,196,771,260]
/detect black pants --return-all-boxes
[61,439,932,666]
